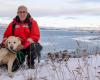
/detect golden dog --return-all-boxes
[0,36,21,77]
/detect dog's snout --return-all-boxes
[10,45,13,50]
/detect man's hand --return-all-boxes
[27,38,34,43]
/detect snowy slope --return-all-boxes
[0,54,99,80]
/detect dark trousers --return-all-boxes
[25,43,37,66]
[12,43,42,71]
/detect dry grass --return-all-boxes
[0,41,99,80]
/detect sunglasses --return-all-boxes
[18,11,27,13]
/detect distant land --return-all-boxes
[40,26,100,32]
[0,23,100,32]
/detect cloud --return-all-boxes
[0,0,100,17]
[30,2,100,17]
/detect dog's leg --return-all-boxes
[8,58,15,77]
[8,61,13,77]
[8,55,16,77]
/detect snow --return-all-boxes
[0,54,99,80]
[73,36,100,44]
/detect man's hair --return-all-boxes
[17,5,28,12]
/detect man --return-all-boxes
[2,5,42,71]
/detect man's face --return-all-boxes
[17,7,28,22]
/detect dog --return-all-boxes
[0,36,21,77]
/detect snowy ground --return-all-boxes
[0,53,99,80]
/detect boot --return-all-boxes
[27,56,35,69]
[28,64,35,69]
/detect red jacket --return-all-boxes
[3,18,40,48]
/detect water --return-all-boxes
[0,27,100,57]
[40,29,100,54]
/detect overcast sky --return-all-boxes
[0,0,100,28]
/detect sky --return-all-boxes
[0,0,100,28]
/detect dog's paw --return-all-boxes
[8,73,14,78]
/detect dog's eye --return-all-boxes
[13,41,16,44]
[8,42,10,44]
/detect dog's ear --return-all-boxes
[4,39,8,47]
[16,37,21,41]
[16,37,22,45]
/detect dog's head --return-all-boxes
[5,36,21,51]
